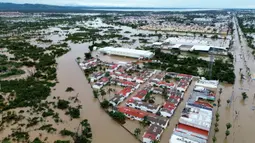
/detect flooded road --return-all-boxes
[51,42,139,143]
[207,16,255,143]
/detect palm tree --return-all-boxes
[225,130,230,138]
[162,87,168,103]
[226,123,232,130]
[149,96,156,104]
[134,128,141,138]
[100,89,106,100]
[107,88,113,99]
[141,116,150,128]
[144,93,151,102]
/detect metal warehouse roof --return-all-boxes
[98,47,154,57]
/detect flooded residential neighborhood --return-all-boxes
[0,3,255,143]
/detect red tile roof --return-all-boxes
[177,74,192,78]
[143,124,163,141]
[194,101,214,108]
[176,123,209,137]
[133,90,147,99]
[163,102,177,110]
[126,98,135,104]
[100,77,109,82]
[118,106,149,118]
[110,64,119,69]
[122,81,136,86]
[169,95,181,100]
[117,87,132,96]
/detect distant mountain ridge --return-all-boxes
[0,2,84,12]
[0,2,210,12]
[1,2,249,12]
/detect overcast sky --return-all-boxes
[0,0,255,8]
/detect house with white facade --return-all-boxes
[143,124,163,143]
[90,72,105,82]
[147,115,170,129]
[126,99,160,114]
[118,106,149,121]
[109,95,126,106]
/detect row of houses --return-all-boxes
[150,72,192,93]
[159,91,182,118]
[79,58,99,70]
[149,73,192,119]
[110,68,156,84]
[117,106,169,143]
[169,79,218,143]
[92,77,110,89]
[126,99,161,114]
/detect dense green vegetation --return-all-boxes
[238,16,255,50]
[0,39,70,110]
[66,107,80,118]
[109,111,126,124]
[57,100,70,109]
[145,49,235,83]
[60,129,75,136]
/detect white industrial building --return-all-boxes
[189,45,227,53]
[98,47,154,59]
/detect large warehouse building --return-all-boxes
[98,47,154,59]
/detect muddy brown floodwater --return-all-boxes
[206,16,255,143]
[7,16,254,143]
[51,42,139,143]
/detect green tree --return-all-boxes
[93,90,98,98]
[148,96,156,104]
[65,87,74,92]
[214,127,219,133]
[67,107,80,118]
[100,100,110,109]
[215,122,219,127]
[225,130,230,138]
[242,92,248,100]
[227,99,231,106]
[54,140,70,143]
[212,136,217,143]
[57,100,70,110]
[59,129,75,137]
[226,123,232,130]
[141,116,150,127]
[144,93,151,102]
[219,88,222,95]
[105,71,110,77]
[100,89,106,100]
[107,88,113,99]
[215,112,220,119]
[109,111,126,124]
[134,128,141,138]
[84,53,92,60]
